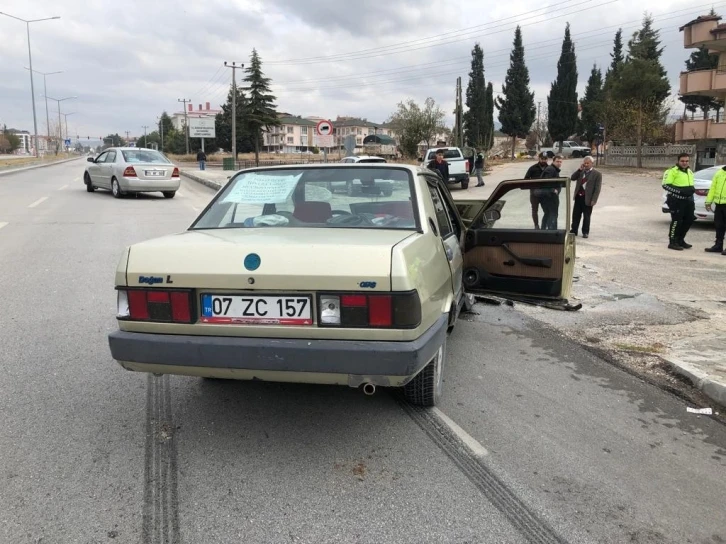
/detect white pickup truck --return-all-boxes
[540,141,591,158]
[421,147,470,189]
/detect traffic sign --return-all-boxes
[64,139,71,146]
[316,120,333,136]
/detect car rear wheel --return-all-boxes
[163,191,176,199]
[84,173,95,192]
[403,335,446,407]
[461,179,469,190]
[111,178,123,199]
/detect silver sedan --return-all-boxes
[83,147,181,199]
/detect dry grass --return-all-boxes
[614,342,666,354]
[0,153,75,169]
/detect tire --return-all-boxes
[572,151,581,158]
[163,191,176,199]
[382,189,393,197]
[111,178,123,199]
[403,335,446,407]
[461,179,469,190]
[84,173,95,192]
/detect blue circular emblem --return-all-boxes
[244,253,261,271]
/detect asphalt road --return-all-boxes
[1,161,724,544]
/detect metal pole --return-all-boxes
[25,22,40,157]
[224,62,243,167]
[44,75,50,153]
[177,99,190,154]
[142,125,148,147]
[537,101,541,151]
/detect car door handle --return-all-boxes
[445,247,454,261]
[501,243,552,268]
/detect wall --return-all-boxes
[605,144,697,168]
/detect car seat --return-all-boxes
[293,201,333,223]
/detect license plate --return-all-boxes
[145,170,164,176]
[200,294,312,325]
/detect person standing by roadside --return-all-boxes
[538,154,563,230]
[427,149,450,183]
[473,149,485,187]
[197,149,207,171]
[524,152,550,229]
[569,156,602,238]
[705,164,726,254]
[662,153,695,251]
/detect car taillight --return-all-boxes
[318,291,420,329]
[123,166,137,177]
[695,189,708,196]
[171,167,180,178]
[117,288,194,323]
[465,160,469,172]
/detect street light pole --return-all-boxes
[45,95,76,154]
[0,12,60,157]
[157,117,164,151]
[60,112,75,143]
[142,125,148,148]
[24,68,62,154]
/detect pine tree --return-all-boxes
[680,45,720,119]
[495,26,536,159]
[484,82,494,151]
[580,65,604,145]
[244,48,279,166]
[463,43,487,148]
[547,23,579,150]
[604,28,624,91]
[216,85,254,154]
[626,14,670,102]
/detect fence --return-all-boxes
[605,144,696,168]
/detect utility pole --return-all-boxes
[224,62,244,165]
[142,125,148,148]
[536,101,541,151]
[177,98,190,154]
[1,11,61,157]
[125,130,130,144]
[453,77,463,148]
[157,117,164,151]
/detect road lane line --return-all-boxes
[431,407,489,458]
[0,222,8,230]
[59,184,68,190]
[28,196,48,208]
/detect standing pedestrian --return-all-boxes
[427,149,450,183]
[705,164,726,254]
[473,149,485,187]
[197,149,207,171]
[525,152,550,229]
[569,156,602,238]
[662,153,695,251]
[538,154,564,230]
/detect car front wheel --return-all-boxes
[84,173,95,192]
[403,335,446,407]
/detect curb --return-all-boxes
[180,170,226,191]
[661,356,726,407]
[0,156,84,177]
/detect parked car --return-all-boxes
[420,147,470,189]
[332,156,392,195]
[84,147,180,199]
[661,165,718,222]
[107,163,574,406]
[540,141,592,158]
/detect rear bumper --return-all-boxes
[108,315,448,387]
[448,173,469,183]
[119,178,181,192]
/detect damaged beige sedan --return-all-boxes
[108,164,574,406]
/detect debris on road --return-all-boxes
[687,407,713,415]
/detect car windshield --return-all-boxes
[428,149,461,160]
[121,149,171,164]
[190,167,418,230]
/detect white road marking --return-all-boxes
[59,184,68,190]
[431,407,489,458]
[0,222,8,230]
[28,196,48,208]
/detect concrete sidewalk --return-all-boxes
[181,163,726,409]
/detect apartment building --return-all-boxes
[171,102,221,131]
[676,14,726,166]
[263,115,319,153]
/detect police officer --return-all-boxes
[662,153,695,251]
[705,164,726,254]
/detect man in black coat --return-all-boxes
[569,156,602,238]
[537,154,563,230]
[427,149,449,182]
[525,152,550,228]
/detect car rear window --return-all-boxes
[191,167,418,231]
[121,150,171,164]
[427,149,462,160]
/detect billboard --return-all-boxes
[189,117,216,138]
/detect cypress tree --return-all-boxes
[580,64,604,145]
[626,14,670,102]
[244,48,279,166]
[495,26,536,159]
[463,43,486,148]
[547,23,579,150]
[484,82,494,151]
[604,28,624,90]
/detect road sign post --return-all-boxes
[316,120,333,163]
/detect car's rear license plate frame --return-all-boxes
[200,294,313,325]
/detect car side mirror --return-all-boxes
[87,157,95,163]
[484,209,501,223]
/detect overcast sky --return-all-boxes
[0,0,714,141]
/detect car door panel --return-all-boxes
[457,177,574,301]
[89,152,107,185]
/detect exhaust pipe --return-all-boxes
[362,383,376,396]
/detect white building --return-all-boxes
[171,102,222,131]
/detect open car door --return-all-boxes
[456,177,576,303]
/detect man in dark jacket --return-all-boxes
[197,150,207,170]
[525,152,550,228]
[473,150,485,187]
[569,156,602,238]
[538,154,563,230]
[427,149,449,182]
[662,153,695,250]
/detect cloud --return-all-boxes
[0,0,711,138]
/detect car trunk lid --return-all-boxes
[125,228,417,291]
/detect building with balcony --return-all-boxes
[677,14,726,166]
[263,115,319,153]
